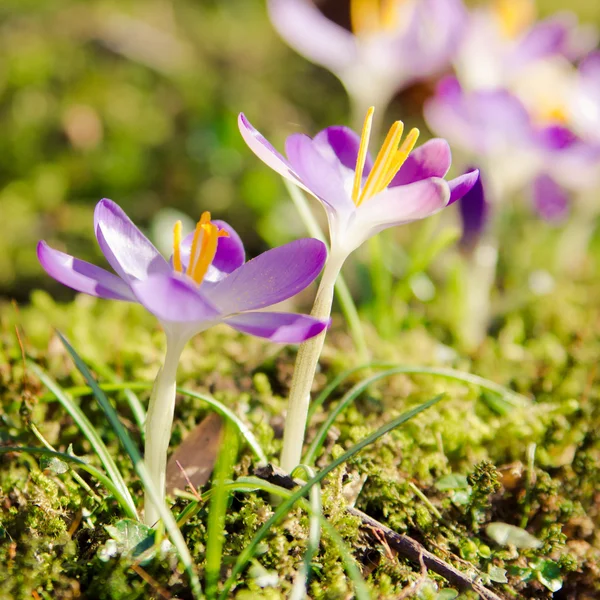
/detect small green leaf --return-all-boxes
[435,474,469,490]
[533,560,563,592]
[487,565,508,583]
[486,522,543,549]
[40,456,68,474]
[436,590,459,600]
[105,518,155,559]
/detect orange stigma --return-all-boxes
[352,107,419,207]
[172,212,228,285]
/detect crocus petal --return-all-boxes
[390,139,452,186]
[37,241,135,301]
[267,0,356,74]
[130,273,220,324]
[238,113,310,194]
[458,170,488,250]
[206,238,327,315]
[448,169,480,205]
[512,17,569,66]
[285,133,354,211]
[179,220,245,282]
[354,179,450,239]
[397,0,466,77]
[312,126,373,173]
[94,199,169,283]
[425,84,534,155]
[532,174,569,222]
[225,311,328,343]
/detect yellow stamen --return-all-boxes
[493,0,535,39]
[183,211,229,285]
[350,0,401,35]
[358,120,404,205]
[352,106,375,204]
[385,127,420,187]
[172,220,183,273]
[186,211,211,278]
[352,110,421,207]
[380,0,399,30]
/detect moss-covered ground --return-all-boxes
[1,251,600,599]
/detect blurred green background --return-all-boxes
[0,0,598,300]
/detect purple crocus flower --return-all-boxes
[38,199,329,345]
[239,107,478,472]
[424,76,574,216]
[239,109,479,262]
[267,0,466,112]
[455,1,597,91]
[38,198,329,526]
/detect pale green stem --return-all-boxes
[144,335,186,526]
[460,234,498,351]
[280,253,346,473]
[556,189,599,272]
[284,179,369,363]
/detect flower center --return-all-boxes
[492,0,535,39]
[352,107,420,207]
[350,0,402,36]
[172,212,229,285]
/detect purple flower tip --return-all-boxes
[458,168,488,251]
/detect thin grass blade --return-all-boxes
[289,465,322,600]
[218,394,443,600]
[308,362,529,421]
[44,381,267,464]
[57,332,203,599]
[205,422,239,599]
[0,447,137,519]
[28,360,138,519]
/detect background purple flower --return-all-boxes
[267,0,466,112]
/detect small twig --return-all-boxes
[397,552,428,600]
[254,465,505,600]
[369,526,395,561]
[131,564,172,599]
[175,459,202,501]
[349,507,504,600]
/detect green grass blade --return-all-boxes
[0,447,137,519]
[289,465,322,600]
[44,381,267,463]
[85,358,147,436]
[223,477,370,600]
[218,395,443,600]
[306,368,454,466]
[28,360,138,519]
[205,422,239,599]
[174,477,369,599]
[308,361,529,421]
[57,332,203,599]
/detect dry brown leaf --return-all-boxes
[165,413,223,496]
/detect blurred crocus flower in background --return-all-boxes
[38,198,328,526]
[454,0,597,91]
[425,77,549,205]
[239,108,478,471]
[267,0,466,122]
